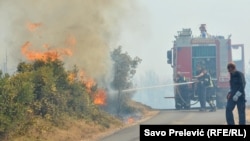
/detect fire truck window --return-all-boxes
[192,46,216,78]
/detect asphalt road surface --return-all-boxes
[98,108,228,141]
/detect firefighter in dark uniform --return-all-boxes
[194,67,207,111]
[203,69,216,112]
[226,62,246,125]
[174,72,190,110]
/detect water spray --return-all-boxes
[120,81,194,93]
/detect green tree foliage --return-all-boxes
[110,46,142,116]
[0,59,108,139]
[0,70,34,136]
[111,46,142,90]
[0,48,142,139]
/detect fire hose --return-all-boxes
[175,86,199,106]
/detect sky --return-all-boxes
[119,0,250,78]
[0,0,249,109]
[116,0,250,108]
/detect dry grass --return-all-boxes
[10,103,250,141]
[10,116,123,141]
[9,101,158,141]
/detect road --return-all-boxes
[98,108,228,141]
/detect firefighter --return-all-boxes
[194,67,206,111]
[203,69,216,112]
[226,62,246,125]
[174,72,190,110]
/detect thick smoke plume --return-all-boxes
[0,0,136,85]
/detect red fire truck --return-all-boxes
[166,24,245,109]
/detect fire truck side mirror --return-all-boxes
[167,50,172,64]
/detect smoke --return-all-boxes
[0,0,138,86]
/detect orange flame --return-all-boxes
[127,117,135,124]
[26,22,42,32]
[21,41,73,61]
[68,70,107,106]
[79,70,96,92]
[23,21,75,61]
[94,89,106,105]
[23,22,107,106]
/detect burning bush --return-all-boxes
[0,59,111,139]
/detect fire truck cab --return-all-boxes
[166,24,245,109]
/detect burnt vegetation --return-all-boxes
[0,46,142,140]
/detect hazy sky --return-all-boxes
[116,0,250,108]
[118,0,250,81]
[0,0,249,108]
[1,0,249,79]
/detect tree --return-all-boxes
[0,70,34,136]
[110,46,142,116]
[0,58,121,139]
